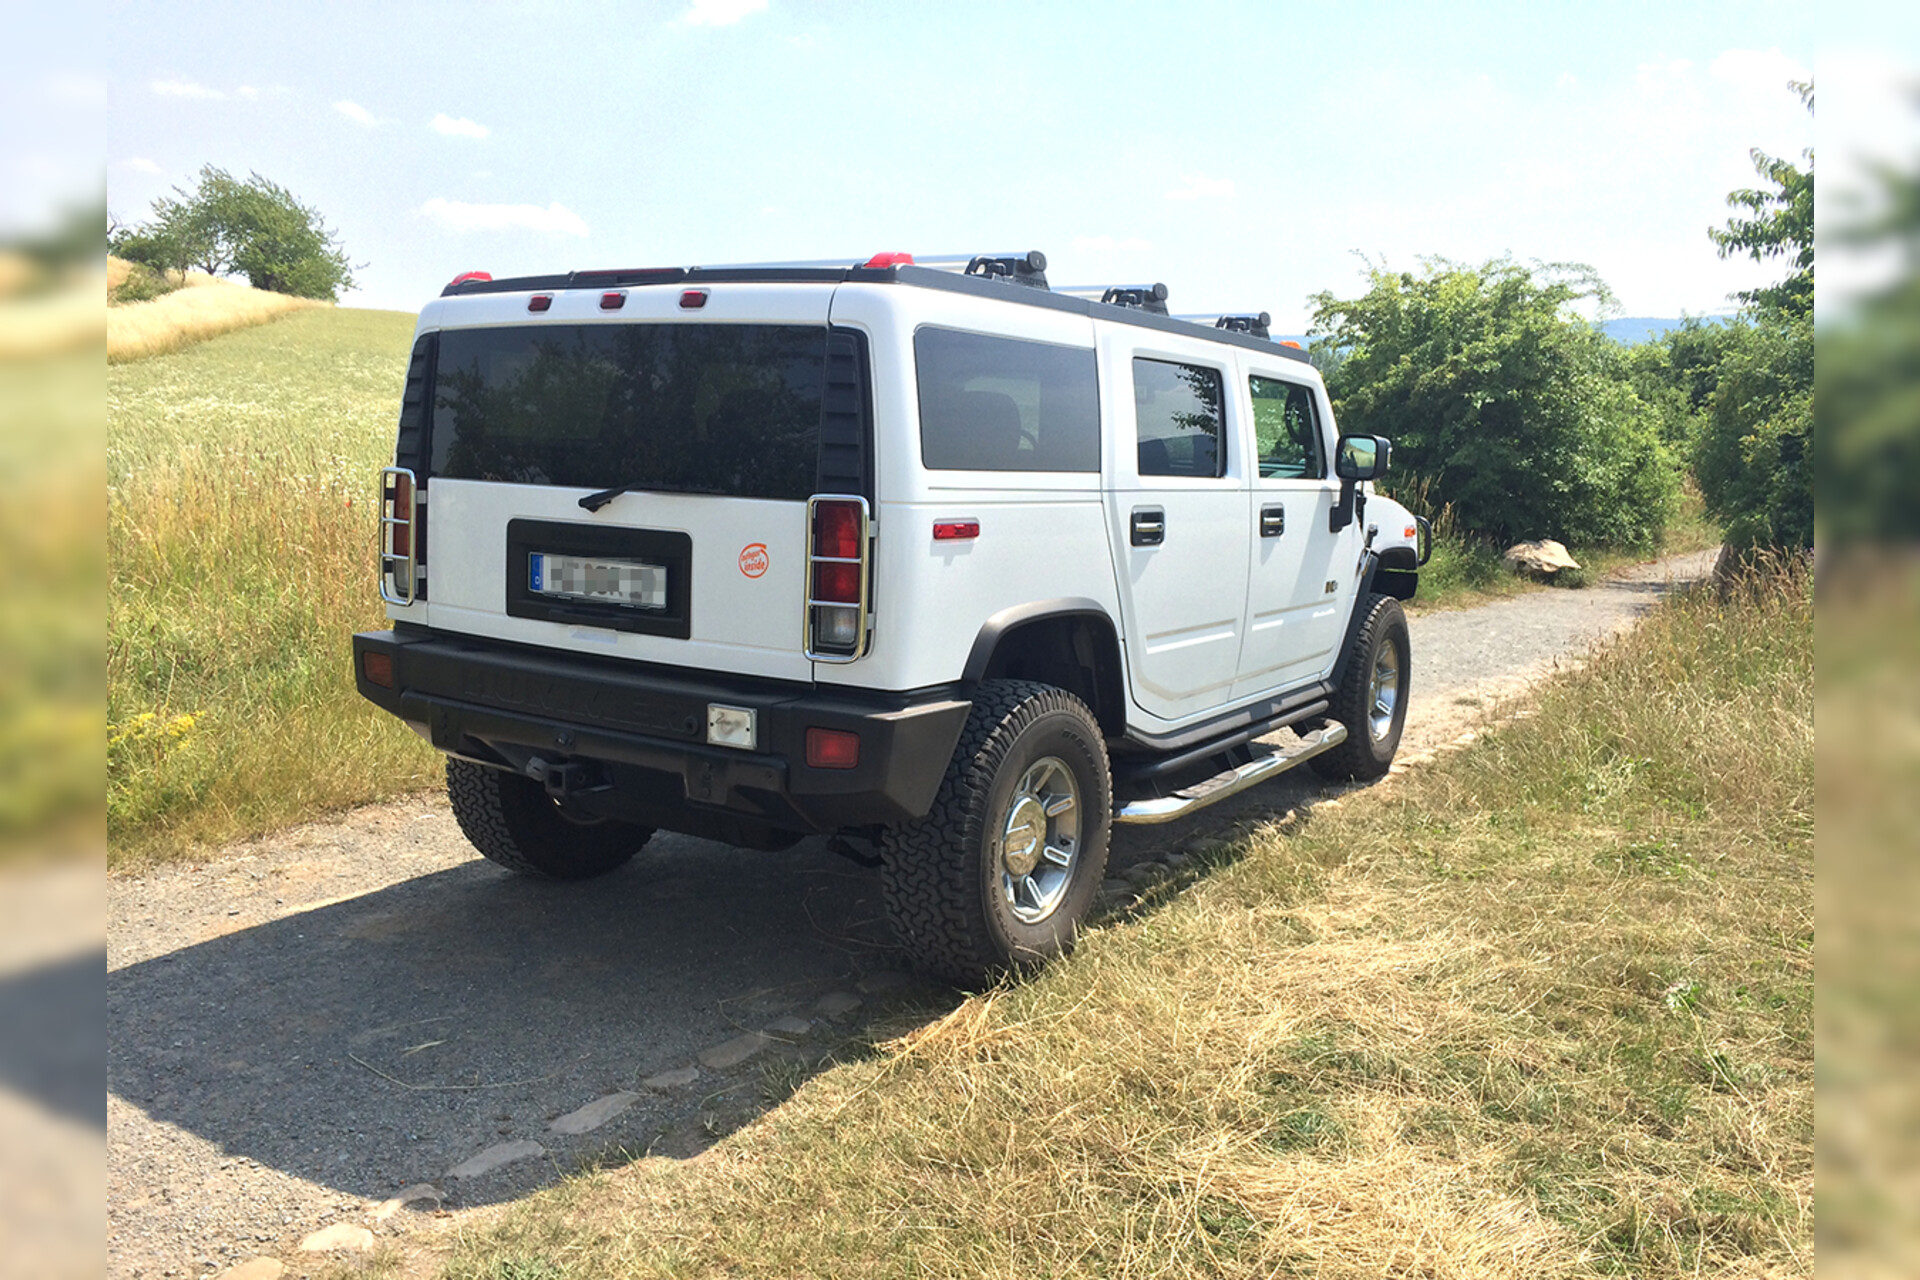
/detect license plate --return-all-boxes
[528,553,667,610]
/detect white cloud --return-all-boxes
[152,78,224,100]
[682,0,768,26]
[1709,48,1810,93]
[236,85,260,100]
[334,99,377,126]
[1165,174,1235,201]
[121,157,163,175]
[432,113,490,139]
[1555,71,1578,89]
[419,197,590,236]
[44,74,107,105]
[1072,235,1152,252]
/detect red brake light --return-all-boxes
[862,251,915,269]
[933,520,979,541]
[601,291,626,310]
[814,500,861,561]
[814,562,860,603]
[449,271,492,287]
[680,289,708,309]
[806,727,861,769]
[528,294,552,312]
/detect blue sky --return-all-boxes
[97,1,1833,326]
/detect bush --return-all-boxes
[108,263,180,305]
[1692,315,1811,551]
[1311,258,1677,549]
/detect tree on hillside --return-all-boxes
[1693,81,1814,552]
[1308,257,1676,548]
[110,166,356,301]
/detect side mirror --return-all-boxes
[1335,435,1391,481]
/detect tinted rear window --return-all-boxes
[430,323,827,500]
[914,327,1099,472]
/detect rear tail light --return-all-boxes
[379,466,421,606]
[805,495,870,661]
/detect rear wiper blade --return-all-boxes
[579,482,644,512]
[579,480,728,511]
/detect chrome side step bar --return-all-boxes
[1112,724,1347,826]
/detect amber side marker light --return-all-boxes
[806,727,860,769]
[362,651,395,689]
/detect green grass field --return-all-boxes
[416,563,1810,1280]
[108,306,439,864]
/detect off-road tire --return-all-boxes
[880,680,1112,987]
[1310,592,1410,782]
[446,758,653,880]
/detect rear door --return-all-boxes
[414,284,840,683]
[1098,327,1252,724]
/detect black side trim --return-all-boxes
[1121,679,1334,755]
[962,598,1113,683]
[1114,697,1331,784]
[1329,553,1383,691]
[816,327,873,499]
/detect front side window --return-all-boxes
[914,327,1100,472]
[1134,358,1226,478]
[430,323,827,500]
[1249,375,1326,479]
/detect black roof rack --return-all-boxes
[434,253,1310,365]
[1215,312,1272,339]
[963,251,1049,290]
[1099,282,1170,316]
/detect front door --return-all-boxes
[1234,369,1353,699]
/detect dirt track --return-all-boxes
[105,550,1716,1278]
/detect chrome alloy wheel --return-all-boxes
[1367,641,1402,743]
[994,756,1082,925]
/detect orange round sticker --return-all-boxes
[738,543,769,578]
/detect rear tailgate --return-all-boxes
[405,283,839,684]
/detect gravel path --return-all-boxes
[106,549,1716,1279]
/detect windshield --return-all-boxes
[429,323,828,501]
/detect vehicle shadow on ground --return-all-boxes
[108,837,963,1208]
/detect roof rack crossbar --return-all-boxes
[1096,282,1170,316]
[963,251,1049,290]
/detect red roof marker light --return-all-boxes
[680,289,708,309]
[601,291,626,310]
[862,252,915,269]
[448,271,492,287]
[528,294,553,312]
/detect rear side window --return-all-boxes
[430,323,827,501]
[914,327,1099,472]
[1249,375,1326,479]
[1134,358,1226,478]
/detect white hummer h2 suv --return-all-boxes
[353,251,1428,984]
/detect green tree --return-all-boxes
[109,165,356,300]
[1692,81,1815,552]
[1709,81,1814,320]
[1309,257,1676,548]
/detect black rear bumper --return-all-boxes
[352,630,971,834]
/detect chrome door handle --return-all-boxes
[1259,504,1285,538]
[1130,508,1165,547]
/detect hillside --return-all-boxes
[108,305,436,861]
[106,255,328,362]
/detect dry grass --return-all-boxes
[107,256,320,362]
[429,562,1811,1279]
[109,306,437,864]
